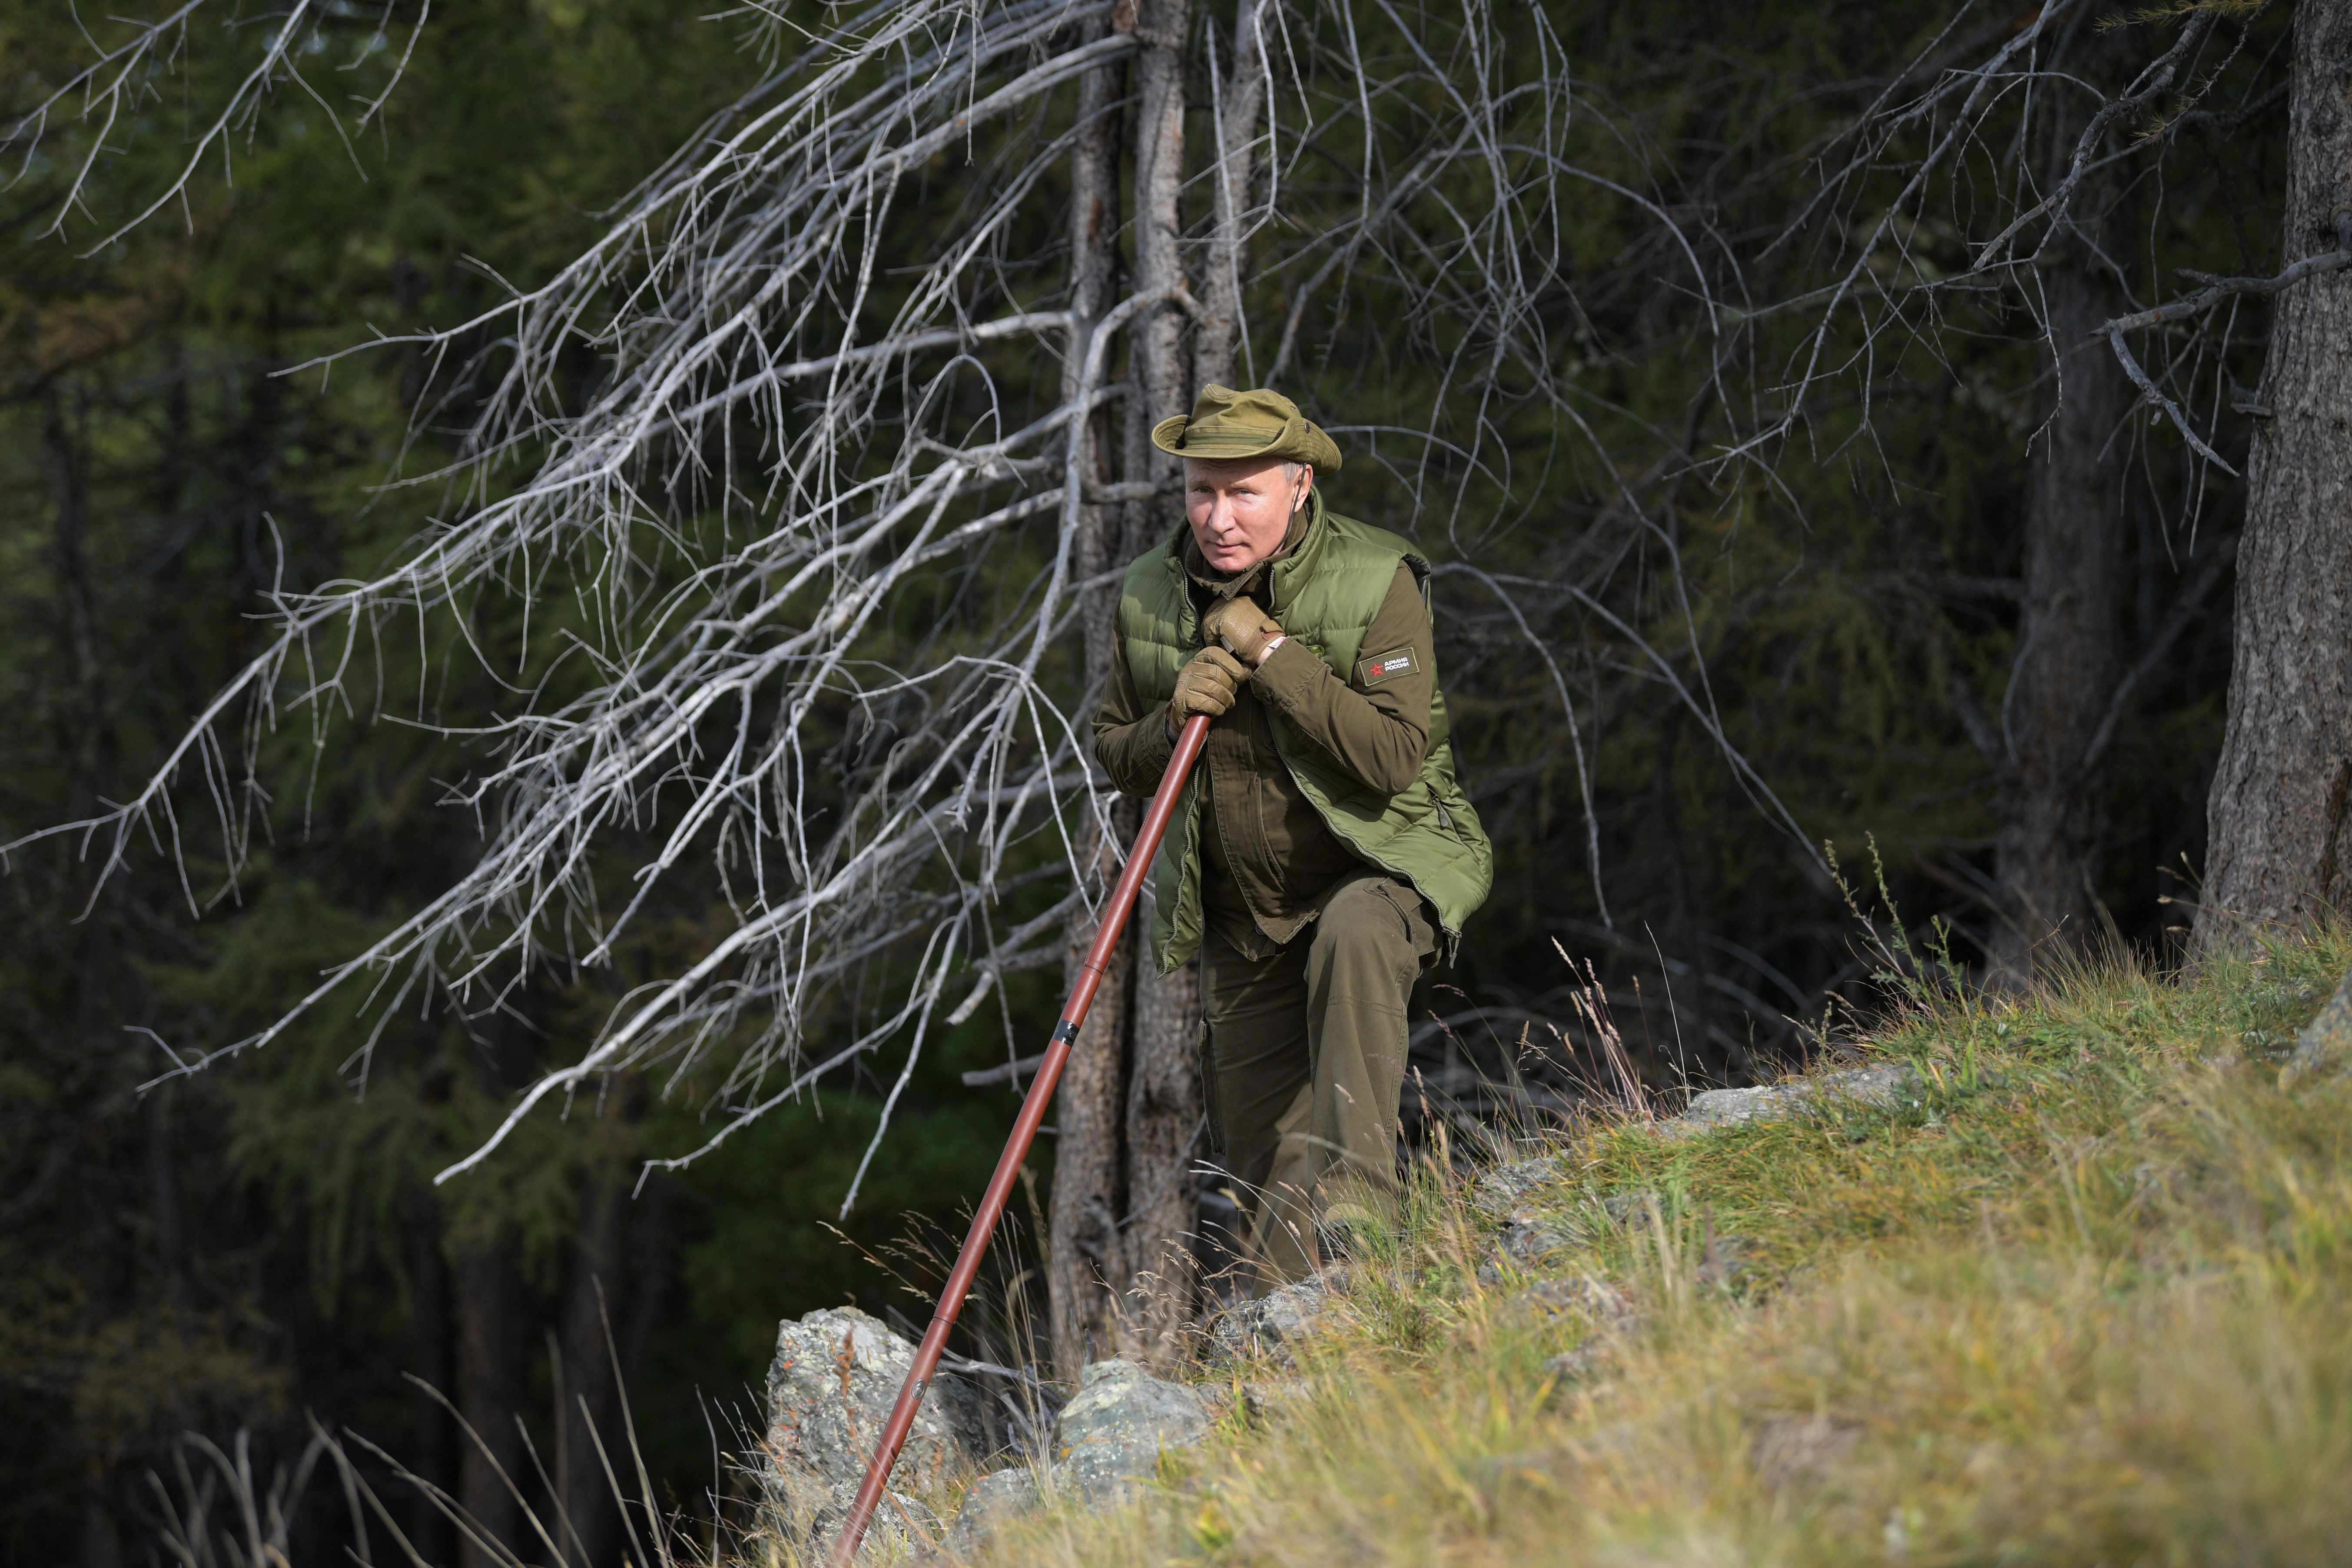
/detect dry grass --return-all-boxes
[954,928,2352,1567]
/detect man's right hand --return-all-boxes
[1167,646,1251,731]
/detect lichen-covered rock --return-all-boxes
[1509,1273,1633,1325]
[941,1465,1042,1557]
[1602,1189,1660,1227]
[1206,1269,1347,1366]
[1497,1205,1582,1262]
[761,1306,999,1535]
[1663,1063,1917,1139]
[1472,1153,1570,1220]
[1052,1358,1210,1506]
[2280,968,2352,1089]
[1476,1206,1586,1286]
[802,1478,940,1564]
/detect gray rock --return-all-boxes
[1052,1358,1211,1506]
[803,1478,941,1563]
[1668,1083,1788,1134]
[1522,1272,1640,1390]
[931,1362,1214,1542]
[1207,1268,1347,1366]
[1662,1063,1918,1139]
[1489,1187,1645,1286]
[1602,1190,1659,1227]
[2280,968,2352,1089]
[1495,1205,1582,1264]
[1477,1195,1618,1286]
[1472,1153,1569,1220]
[940,1466,1042,1558]
[1508,1273,1633,1325]
[761,1306,999,1528]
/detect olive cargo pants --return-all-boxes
[1197,869,1438,1284]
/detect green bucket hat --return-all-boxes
[1151,384,1343,471]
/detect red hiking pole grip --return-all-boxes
[828,712,1211,1565]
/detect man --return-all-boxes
[1092,385,1493,1283]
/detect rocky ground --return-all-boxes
[756,1052,1971,1561]
[760,1312,1221,1560]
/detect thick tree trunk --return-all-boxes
[454,1235,523,1568]
[1193,0,1267,393]
[1125,0,1194,464]
[1051,0,1253,1372]
[145,1088,193,1316]
[1114,920,1203,1361]
[405,1195,458,1566]
[1047,840,1133,1376]
[557,1164,628,1567]
[2197,1,2352,942]
[618,1171,673,1397]
[1650,709,1752,1084]
[1120,0,1208,1364]
[1987,257,2131,982]
[79,1468,124,1568]
[1096,0,1276,1365]
[1049,21,1138,1379]
[43,386,119,845]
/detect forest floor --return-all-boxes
[930,926,2352,1567]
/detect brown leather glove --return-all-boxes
[1167,646,1251,730]
[1200,594,1286,666]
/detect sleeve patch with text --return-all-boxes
[1356,646,1418,686]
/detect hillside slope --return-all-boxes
[964,930,2352,1567]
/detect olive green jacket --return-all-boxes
[1105,498,1493,973]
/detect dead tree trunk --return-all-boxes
[2197,0,2352,942]
[454,1233,522,1568]
[1099,0,1273,1367]
[1125,0,1193,448]
[405,1194,458,1565]
[557,1162,628,1567]
[1048,0,1235,1374]
[1048,18,1138,1377]
[1987,254,2131,982]
[1192,0,1266,392]
[1113,920,1203,1360]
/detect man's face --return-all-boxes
[1184,457,1312,575]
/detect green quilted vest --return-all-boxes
[1115,493,1495,973]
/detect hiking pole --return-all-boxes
[829,712,1211,1566]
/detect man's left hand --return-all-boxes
[1202,595,1286,666]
